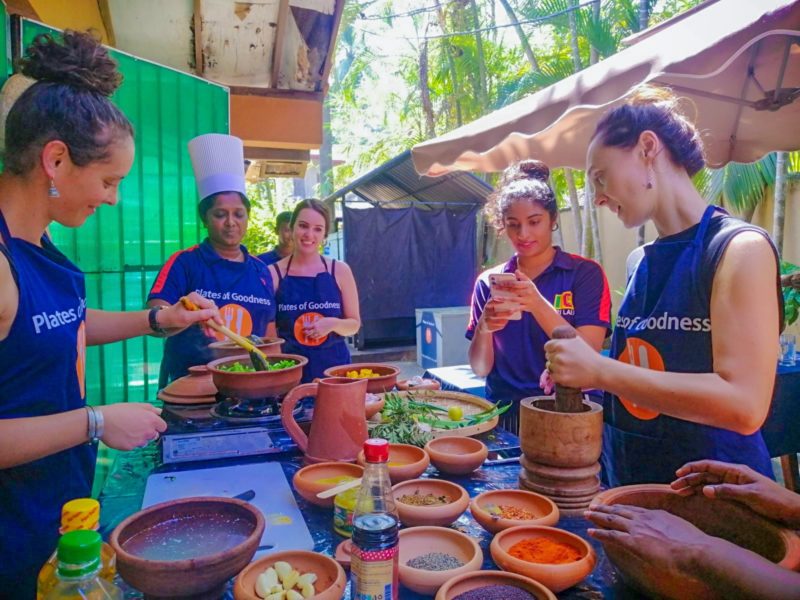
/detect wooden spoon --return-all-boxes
[180,297,271,371]
[317,477,362,499]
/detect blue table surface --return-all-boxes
[99,445,641,599]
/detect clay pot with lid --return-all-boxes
[591,484,800,599]
[157,365,218,405]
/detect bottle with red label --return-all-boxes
[350,438,399,600]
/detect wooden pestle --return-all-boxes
[551,325,584,413]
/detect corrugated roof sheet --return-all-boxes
[325,150,491,209]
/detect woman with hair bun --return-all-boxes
[545,85,783,486]
[0,31,219,595]
[467,159,612,433]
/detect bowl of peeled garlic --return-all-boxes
[234,550,346,600]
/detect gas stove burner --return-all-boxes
[211,396,296,425]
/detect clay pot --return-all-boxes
[292,462,365,508]
[469,489,560,535]
[398,526,483,596]
[233,550,346,600]
[282,377,369,464]
[424,437,488,475]
[206,353,307,400]
[208,337,284,360]
[109,497,264,600]
[435,570,557,600]
[357,444,430,483]
[591,484,800,599]
[392,478,469,527]
[323,362,399,393]
[490,525,596,593]
[519,397,603,468]
[157,366,218,405]
[364,394,385,420]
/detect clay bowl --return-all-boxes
[323,362,399,393]
[392,478,469,527]
[208,337,284,360]
[357,443,430,483]
[490,525,596,593]
[109,497,264,600]
[398,526,483,596]
[435,570,557,600]
[364,394,385,420]
[233,550,346,600]
[425,437,488,475]
[206,353,307,400]
[591,484,800,599]
[470,489,560,534]
[292,462,364,508]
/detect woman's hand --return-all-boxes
[671,460,800,528]
[544,334,604,389]
[99,403,167,450]
[477,298,517,334]
[586,504,710,575]
[539,369,554,394]
[509,270,546,314]
[159,292,221,336]
[304,316,338,340]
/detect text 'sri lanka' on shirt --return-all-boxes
[147,239,276,382]
[466,248,612,400]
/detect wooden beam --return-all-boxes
[3,0,38,20]
[193,0,204,76]
[319,0,346,94]
[229,85,323,102]
[97,0,116,47]
[271,0,290,88]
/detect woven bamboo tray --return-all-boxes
[377,390,499,439]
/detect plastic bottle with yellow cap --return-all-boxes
[37,498,117,600]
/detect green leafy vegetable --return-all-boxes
[218,359,297,372]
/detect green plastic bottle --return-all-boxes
[43,530,123,600]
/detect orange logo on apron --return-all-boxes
[76,321,86,399]
[618,337,664,420]
[294,312,327,347]
[214,303,254,342]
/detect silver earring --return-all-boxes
[48,179,60,198]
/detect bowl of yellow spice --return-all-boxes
[292,462,364,508]
[324,363,399,393]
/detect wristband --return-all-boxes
[86,406,98,445]
[148,306,166,335]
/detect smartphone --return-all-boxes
[489,273,522,320]
[484,447,522,465]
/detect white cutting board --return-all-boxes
[143,462,314,555]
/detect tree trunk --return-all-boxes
[319,98,333,198]
[435,0,463,127]
[773,151,788,258]
[468,0,489,108]
[589,0,601,64]
[498,0,540,73]
[589,191,602,263]
[564,169,583,251]
[568,0,582,71]
[581,187,593,257]
[638,0,650,31]
[419,37,436,138]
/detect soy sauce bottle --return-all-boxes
[350,438,399,600]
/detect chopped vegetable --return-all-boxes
[345,367,381,378]
[218,359,296,372]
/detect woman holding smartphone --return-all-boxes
[467,160,612,432]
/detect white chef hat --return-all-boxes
[187,133,247,201]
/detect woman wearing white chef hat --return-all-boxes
[148,133,278,386]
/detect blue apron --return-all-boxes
[0,210,94,599]
[274,256,351,383]
[148,239,276,387]
[604,206,778,486]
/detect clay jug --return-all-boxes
[281,377,368,463]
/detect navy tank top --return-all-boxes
[604,206,782,486]
[274,255,351,382]
[0,209,94,598]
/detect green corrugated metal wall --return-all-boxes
[18,20,229,492]
[22,20,229,409]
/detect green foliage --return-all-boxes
[241,180,298,256]
[694,154,778,211]
[782,261,800,327]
